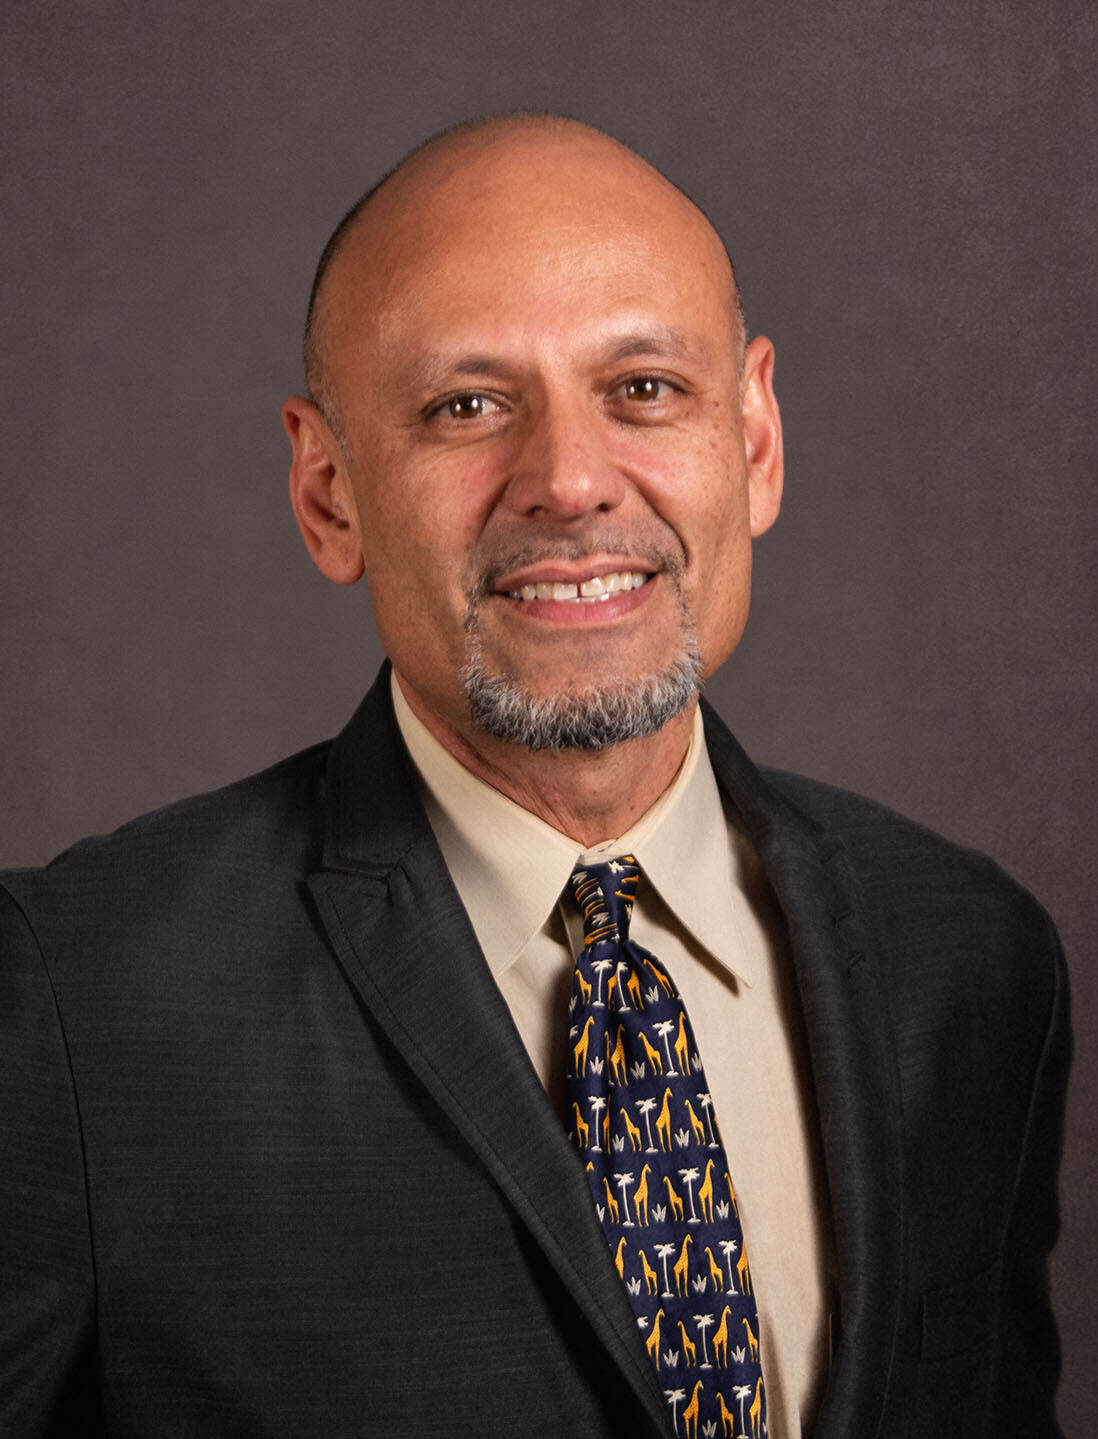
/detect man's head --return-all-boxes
[284,115,783,757]
[300,116,747,443]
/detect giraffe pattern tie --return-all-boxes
[565,857,767,1439]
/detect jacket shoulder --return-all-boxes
[760,765,1058,951]
[2,740,333,912]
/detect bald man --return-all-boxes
[0,117,1068,1439]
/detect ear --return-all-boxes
[282,395,365,585]
[740,335,784,538]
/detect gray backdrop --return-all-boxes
[3,2,1094,1429]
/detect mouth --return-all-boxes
[501,569,653,604]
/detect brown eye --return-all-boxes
[447,394,487,419]
[624,377,664,401]
[425,391,503,427]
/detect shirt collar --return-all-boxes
[391,674,755,987]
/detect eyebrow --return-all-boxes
[402,325,712,395]
[599,325,706,365]
[403,353,521,393]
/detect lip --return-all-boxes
[490,557,657,593]
[490,573,657,626]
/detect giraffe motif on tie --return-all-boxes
[565,857,766,1439]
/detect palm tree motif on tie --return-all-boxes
[635,1096,659,1152]
[586,1096,606,1152]
[612,1171,635,1226]
[654,1242,677,1300]
[678,1167,701,1224]
[654,1019,679,1076]
[696,1092,719,1147]
[563,858,767,1439]
[734,1383,754,1435]
[665,1387,686,1436]
[719,1239,739,1294]
[693,1312,716,1369]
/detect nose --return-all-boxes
[502,393,627,521]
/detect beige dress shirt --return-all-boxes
[392,677,833,1437]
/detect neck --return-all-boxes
[395,671,696,848]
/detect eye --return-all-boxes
[435,392,500,421]
[621,376,676,402]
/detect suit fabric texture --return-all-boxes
[1,666,1069,1438]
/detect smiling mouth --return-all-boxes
[504,570,652,603]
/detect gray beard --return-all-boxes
[459,527,700,752]
[461,629,702,753]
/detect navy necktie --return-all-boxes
[565,857,767,1439]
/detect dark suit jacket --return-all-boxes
[1,667,1069,1438]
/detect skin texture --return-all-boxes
[284,117,783,845]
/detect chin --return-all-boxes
[461,645,702,753]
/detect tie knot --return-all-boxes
[567,856,640,947]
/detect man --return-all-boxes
[1,116,1068,1438]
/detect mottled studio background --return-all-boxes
[2,2,1094,1428]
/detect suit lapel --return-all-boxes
[703,702,904,1439]
[308,670,670,1435]
[308,671,904,1436]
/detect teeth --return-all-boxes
[508,570,650,602]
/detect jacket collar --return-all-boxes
[312,667,904,1439]
[311,666,671,1433]
[701,704,904,1439]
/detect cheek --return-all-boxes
[619,430,748,570]
[647,436,752,650]
[352,453,508,670]
[695,498,755,672]
[357,448,497,577]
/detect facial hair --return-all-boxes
[459,528,702,752]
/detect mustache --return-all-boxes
[467,526,687,599]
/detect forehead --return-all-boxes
[318,132,738,387]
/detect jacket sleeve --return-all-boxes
[989,907,1071,1436]
[0,883,102,1436]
